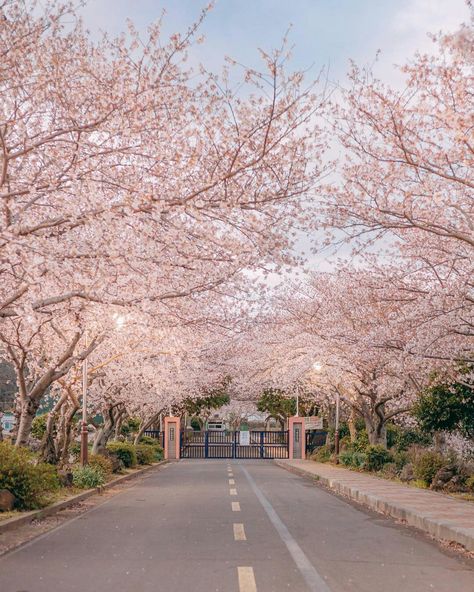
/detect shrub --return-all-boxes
[365,445,393,472]
[339,450,354,467]
[0,441,59,509]
[31,414,48,439]
[413,450,446,486]
[392,450,409,472]
[72,465,105,489]
[68,441,81,460]
[351,451,367,468]
[135,444,156,465]
[381,462,399,478]
[310,445,331,463]
[139,435,159,446]
[353,429,369,452]
[88,453,113,476]
[466,475,474,493]
[106,442,137,468]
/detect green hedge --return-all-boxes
[106,442,137,468]
[0,441,59,509]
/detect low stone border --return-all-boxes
[0,461,167,535]
[274,460,474,552]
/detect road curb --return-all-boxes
[0,461,168,535]
[274,460,474,552]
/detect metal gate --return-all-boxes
[180,430,289,459]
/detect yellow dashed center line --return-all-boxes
[238,566,257,592]
[233,523,247,541]
[232,501,241,512]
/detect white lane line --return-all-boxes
[232,501,241,512]
[229,478,235,485]
[230,488,237,496]
[241,466,331,592]
[233,523,247,541]
[238,567,257,592]
[228,472,234,477]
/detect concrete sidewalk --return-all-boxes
[276,459,474,552]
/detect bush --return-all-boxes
[135,444,156,465]
[392,450,409,472]
[139,435,159,446]
[88,453,113,476]
[387,424,431,451]
[68,441,81,460]
[381,462,399,478]
[413,450,446,486]
[310,445,331,463]
[365,445,393,472]
[351,451,368,468]
[466,475,474,493]
[0,442,59,509]
[106,442,137,468]
[353,429,369,452]
[339,450,354,467]
[31,414,48,439]
[72,465,105,489]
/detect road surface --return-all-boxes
[0,460,473,592]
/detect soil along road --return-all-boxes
[0,460,473,592]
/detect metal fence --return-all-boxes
[180,430,289,459]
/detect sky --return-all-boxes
[80,0,470,86]
[78,0,470,273]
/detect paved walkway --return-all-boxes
[276,460,474,552]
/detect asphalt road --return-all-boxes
[0,460,473,592]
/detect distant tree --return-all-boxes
[256,389,296,428]
[413,371,474,440]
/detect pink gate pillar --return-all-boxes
[288,417,305,460]
[164,416,180,460]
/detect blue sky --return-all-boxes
[80,0,470,86]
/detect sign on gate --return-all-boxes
[304,416,323,430]
[240,431,250,446]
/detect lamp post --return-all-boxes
[334,388,340,463]
[80,330,89,466]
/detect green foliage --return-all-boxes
[190,417,202,431]
[339,450,367,469]
[466,476,474,493]
[412,450,446,486]
[0,442,59,509]
[135,444,156,465]
[120,417,141,436]
[392,450,409,472]
[182,377,231,418]
[88,453,113,476]
[72,465,105,489]
[256,388,296,422]
[31,414,47,439]
[413,371,474,439]
[139,435,159,446]
[353,429,369,452]
[106,442,137,468]
[365,445,393,472]
[68,441,81,459]
[310,445,331,463]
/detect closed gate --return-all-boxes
[180,430,289,459]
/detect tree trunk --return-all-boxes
[39,394,68,463]
[133,412,161,445]
[91,403,124,455]
[15,397,41,446]
[348,407,357,443]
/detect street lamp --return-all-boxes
[80,329,89,466]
